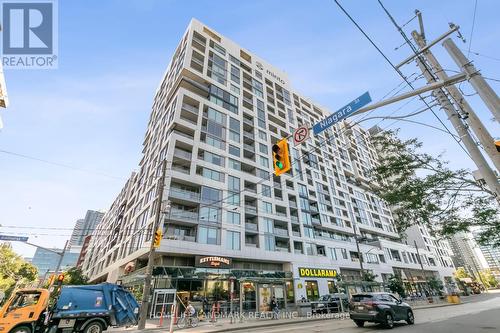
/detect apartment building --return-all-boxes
[448,232,484,278]
[82,19,455,316]
[473,231,500,281]
[69,210,104,248]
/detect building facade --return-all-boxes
[31,247,80,276]
[473,231,500,281]
[82,19,454,316]
[448,232,484,278]
[69,210,104,248]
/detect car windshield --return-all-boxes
[351,294,373,302]
[318,295,330,301]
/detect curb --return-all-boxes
[413,302,457,310]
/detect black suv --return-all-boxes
[349,292,414,329]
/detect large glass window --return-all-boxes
[259,143,268,154]
[227,211,240,225]
[198,226,219,245]
[226,230,241,250]
[262,217,274,233]
[228,158,241,171]
[262,185,272,197]
[229,144,240,157]
[262,201,273,213]
[199,150,225,167]
[197,166,224,182]
[228,176,240,206]
[199,207,221,223]
[264,235,275,251]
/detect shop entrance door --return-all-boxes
[150,289,176,318]
[305,280,319,301]
[257,283,286,312]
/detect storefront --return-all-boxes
[120,255,294,318]
[294,266,339,301]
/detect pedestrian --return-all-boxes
[202,296,209,316]
[270,296,279,319]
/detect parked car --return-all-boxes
[311,293,348,313]
[349,292,414,329]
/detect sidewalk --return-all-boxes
[120,301,457,333]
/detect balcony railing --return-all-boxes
[169,188,200,201]
[275,246,289,253]
[274,228,289,237]
[245,223,258,231]
[245,206,258,214]
[174,148,192,160]
[168,209,199,222]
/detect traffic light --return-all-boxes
[272,138,291,176]
[153,229,162,248]
[57,274,65,286]
[495,140,500,152]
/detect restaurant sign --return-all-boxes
[299,267,337,278]
[195,256,232,268]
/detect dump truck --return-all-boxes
[0,283,139,333]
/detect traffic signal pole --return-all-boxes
[138,159,167,330]
[49,240,68,288]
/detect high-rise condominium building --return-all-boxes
[473,231,500,281]
[448,232,484,278]
[69,210,104,248]
[82,19,455,316]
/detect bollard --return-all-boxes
[169,304,176,333]
[158,304,165,327]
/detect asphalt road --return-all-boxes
[234,291,500,333]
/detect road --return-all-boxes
[235,291,500,333]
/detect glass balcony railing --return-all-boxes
[169,188,200,201]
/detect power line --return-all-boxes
[467,0,479,58]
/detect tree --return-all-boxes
[387,275,406,298]
[63,267,89,285]
[478,269,498,288]
[361,271,378,282]
[369,130,500,247]
[454,267,472,280]
[426,276,444,294]
[0,243,38,298]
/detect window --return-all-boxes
[210,40,226,55]
[305,243,315,255]
[228,158,241,170]
[329,248,337,260]
[262,185,272,197]
[339,248,348,260]
[229,130,240,142]
[206,107,226,124]
[227,211,240,225]
[209,85,238,114]
[259,156,269,168]
[201,186,222,203]
[207,51,227,85]
[230,65,240,84]
[264,235,275,251]
[303,226,314,238]
[298,184,308,197]
[262,201,272,213]
[198,226,219,245]
[229,144,240,157]
[200,207,221,223]
[230,84,240,95]
[258,130,267,140]
[259,143,268,154]
[226,231,241,250]
[263,217,273,233]
[228,176,240,206]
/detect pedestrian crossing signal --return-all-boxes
[153,229,162,248]
[272,138,291,176]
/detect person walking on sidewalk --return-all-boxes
[270,296,279,319]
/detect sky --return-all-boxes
[1,0,499,258]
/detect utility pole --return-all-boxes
[412,33,500,200]
[412,31,500,172]
[138,159,167,330]
[49,240,68,288]
[443,38,500,124]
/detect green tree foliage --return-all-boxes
[361,271,378,282]
[387,275,406,298]
[63,267,89,285]
[0,243,38,298]
[426,276,444,293]
[453,267,472,280]
[370,130,500,246]
[478,269,498,288]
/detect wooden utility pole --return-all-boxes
[138,160,167,330]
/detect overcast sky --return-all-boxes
[1,0,499,258]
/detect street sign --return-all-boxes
[312,91,372,135]
[0,235,29,242]
[293,125,309,145]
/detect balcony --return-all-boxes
[182,103,199,115]
[275,246,289,253]
[243,143,255,152]
[288,201,297,208]
[245,206,258,215]
[243,118,254,126]
[243,130,255,140]
[165,234,196,242]
[174,148,192,160]
[292,231,301,237]
[245,223,258,231]
[274,228,289,237]
[169,188,200,202]
[168,209,199,223]
[290,216,299,224]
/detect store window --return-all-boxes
[305,280,319,301]
[327,280,338,294]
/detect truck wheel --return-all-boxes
[83,322,103,333]
[11,326,32,333]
